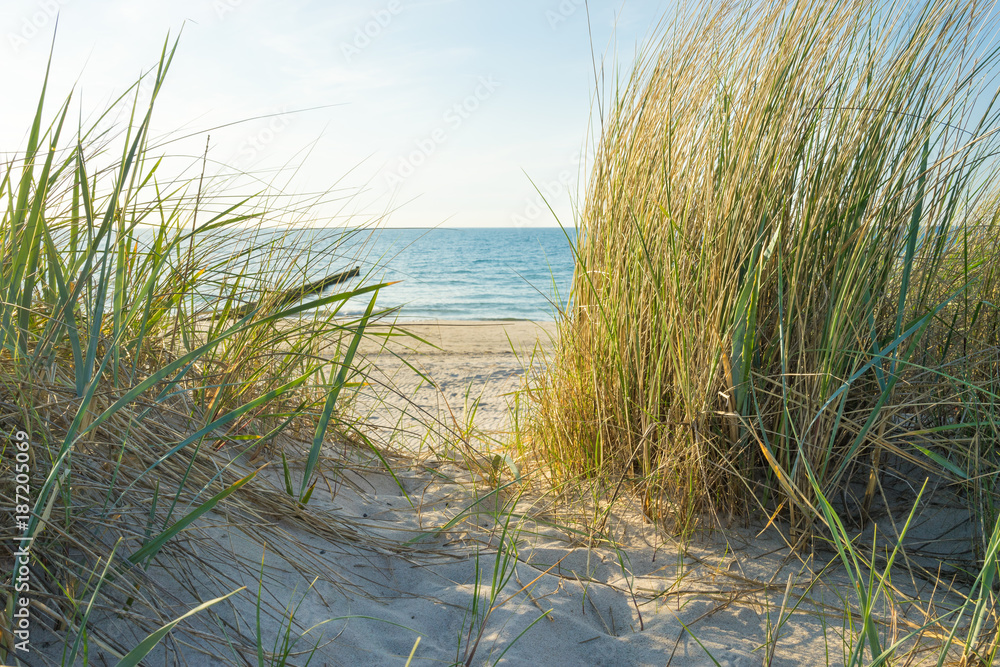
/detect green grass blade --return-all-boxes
[300,292,378,498]
[115,588,243,667]
[127,471,257,565]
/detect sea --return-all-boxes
[185,226,577,322]
[354,227,576,321]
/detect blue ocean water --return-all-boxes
[346,227,576,321]
[170,226,577,321]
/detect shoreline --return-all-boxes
[361,319,559,357]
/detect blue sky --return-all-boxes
[2,0,675,227]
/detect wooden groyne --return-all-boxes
[231,266,361,319]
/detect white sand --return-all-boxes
[34,321,968,665]
[352,320,558,436]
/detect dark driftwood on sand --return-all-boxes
[231,266,361,319]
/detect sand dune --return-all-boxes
[32,321,961,666]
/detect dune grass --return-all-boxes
[0,35,412,662]
[524,0,1000,661]
[531,0,1000,541]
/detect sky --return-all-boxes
[1,0,676,228]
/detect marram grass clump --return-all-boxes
[0,37,400,663]
[531,0,1000,544]
[524,3,1000,660]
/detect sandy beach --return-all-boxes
[29,319,958,666]
[353,320,557,439]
